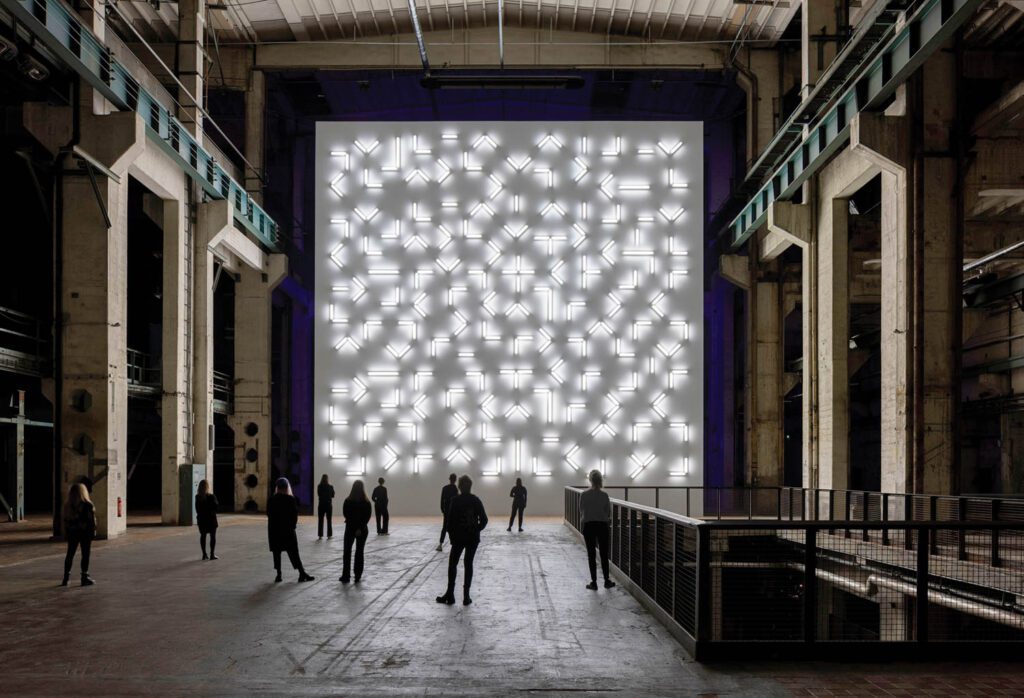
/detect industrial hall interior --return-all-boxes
[1,0,1024,692]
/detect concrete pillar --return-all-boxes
[878,593,909,641]
[160,195,191,523]
[245,70,266,202]
[801,0,841,97]
[229,255,287,511]
[193,201,234,485]
[176,0,206,141]
[59,113,145,538]
[746,252,784,487]
[815,196,850,490]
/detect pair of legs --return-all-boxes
[582,521,614,589]
[437,540,478,605]
[62,532,92,585]
[317,505,333,538]
[200,530,217,559]
[272,546,312,582]
[375,505,389,534]
[508,504,525,531]
[437,514,449,549]
[340,528,366,582]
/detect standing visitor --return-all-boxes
[436,473,459,552]
[195,479,219,560]
[507,477,527,532]
[61,483,96,587]
[372,477,389,534]
[267,478,314,583]
[579,469,615,590]
[340,480,372,584]
[317,474,335,539]
[435,475,488,606]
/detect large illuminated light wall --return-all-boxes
[314,121,703,515]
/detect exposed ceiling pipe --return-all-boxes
[405,0,430,73]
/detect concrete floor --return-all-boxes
[1,517,1021,697]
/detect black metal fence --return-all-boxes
[565,487,1024,660]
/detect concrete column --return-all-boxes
[59,113,145,538]
[193,201,234,485]
[801,0,840,97]
[245,70,266,202]
[176,0,206,141]
[878,593,909,641]
[160,195,191,523]
[229,256,287,511]
[815,196,850,490]
[746,252,784,487]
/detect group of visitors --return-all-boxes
[57,468,616,596]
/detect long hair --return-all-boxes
[276,477,293,497]
[64,483,91,518]
[320,473,329,486]
[588,469,603,489]
[347,480,369,503]
[197,479,210,496]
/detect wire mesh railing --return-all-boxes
[565,486,1024,660]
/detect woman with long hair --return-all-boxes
[317,473,335,539]
[267,477,314,583]
[579,469,615,591]
[195,479,219,560]
[339,479,372,584]
[62,482,97,586]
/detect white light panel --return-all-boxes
[315,122,703,515]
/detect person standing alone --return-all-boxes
[340,480,372,583]
[437,473,459,552]
[507,477,527,532]
[267,478,314,583]
[61,483,96,587]
[195,479,219,560]
[372,477,389,534]
[317,474,335,540]
[435,475,488,606]
[579,469,615,590]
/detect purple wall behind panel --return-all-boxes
[257,69,745,504]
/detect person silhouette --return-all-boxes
[195,479,219,560]
[317,474,335,539]
[579,469,615,590]
[372,477,389,535]
[340,480,372,584]
[436,475,488,606]
[61,483,96,587]
[436,473,458,552]
[267,478,314,583]
[507,477,527,532]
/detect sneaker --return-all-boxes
[586,581,598,590]
[435,593,456,605]
[81,575,95,587]
[604,579,616,589]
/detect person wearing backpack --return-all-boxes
[340,480,372,584]
[435,475,488,606]
[507,477,527,532]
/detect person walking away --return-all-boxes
[340,480,372,583]
[317,474,335,539]
[437,473,459,551]
[195,479,219,560]
[435,475,488,606]
[267,478,314,583]
[372,477,390,534]
[579,469,615,590]
[507,477,527,532]
[62,483,97,587]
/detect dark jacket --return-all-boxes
[446,493,488,545]
[440,483,459,514]
[195,493,219,532]
[64,501,96,539]
[510,485,527,507]
[317,482,335,508]
[267,492,299,553]
[371,485,389,508]
[343,498,372,533]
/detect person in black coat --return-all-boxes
[195,479,219,560]
[317,474,335,539]
[436,473,459,551]
[340,480,372,583]
[267,478,314,583]
[507,477,527,532]
[62,483,97,587]
[436,475,488,606]
[371,477,389,535]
